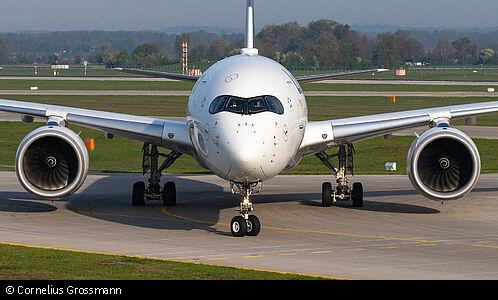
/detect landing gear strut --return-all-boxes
[316,144,364,207]
[132,143,182,207]
[229,182,262,237]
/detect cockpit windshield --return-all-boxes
[209,95,284,115]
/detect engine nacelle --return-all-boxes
[407,126,480,200]
[15,126,89,199]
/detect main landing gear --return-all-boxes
[229,182,262,237]
[132,143,182,207]
[315,144,364,208]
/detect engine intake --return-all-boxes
[407,127,480,200]
[16,126,89,199]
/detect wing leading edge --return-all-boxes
[115,68,200,81]
[0,99,193,155]
[300,100,498,155]
[295,69,389,83]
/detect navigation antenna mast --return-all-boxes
[181,34,188,75]
[241,0,258,56]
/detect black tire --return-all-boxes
[132,181,145,206]
[352,182,364,207]
[246,215,261,236]
[162,181,176,206]
[230,216,247,237]
[322,182,333,207]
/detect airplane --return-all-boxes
[0,0,497,237]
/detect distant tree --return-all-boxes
[431,39,455,65]
[113,51,130,67]
[374,31,424,68]
[131,43,167,67]
[0,39,8,64]
[208,38,229,61]
[479,48,495,65]
[452,37,479,65]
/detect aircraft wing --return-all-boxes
[0,99,193,155]
[115,68,200,81]
[295,69,388,83]
[300,100,498,155]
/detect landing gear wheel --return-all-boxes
[230,216,247,237]
[162,181,176,206]
[322,182,333,207]
[352,182,364,207]
[132,181,145,206]
[246,215,261,236]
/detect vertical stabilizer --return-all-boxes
[241,0,258,55]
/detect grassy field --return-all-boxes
[1,79,497,92]
[2,122,498,175]
[353,68,498,82]
[0,243,322,280]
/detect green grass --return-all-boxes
[0,244,322,280]
[302,83,496,92]
[1,79,495,92]
[353,68,498,82]
[2,122,498,174]
[0,79,194,91]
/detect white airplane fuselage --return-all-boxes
[187,54,308,183]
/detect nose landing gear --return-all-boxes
[132,143,182,207]
[229,182,262,237]
[316,144,364,208]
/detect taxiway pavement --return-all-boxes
[1,172,498,279]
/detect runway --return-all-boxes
[1,171,498,279]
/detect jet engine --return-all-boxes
[407,126,480,200]
[15,126,89,199]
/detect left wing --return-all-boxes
[300,100,498,155]
[0,99,193,155]
[295,69,388,83]
[115,68,200,81]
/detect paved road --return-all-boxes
[1,172,498,279]
[1,90,497,97]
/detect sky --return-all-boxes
[0,0,497,32]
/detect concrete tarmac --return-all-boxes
[1,172,498,279]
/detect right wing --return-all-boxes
[0,99,194,155]
[295,69,388,83]
[300,100,498,155]
[115,68,200,81]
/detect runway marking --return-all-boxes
[243,255,263,259]
[344,248,367,252]
[160,207,436,244]
[207,257,229,261]
[0,241,347,280]
[277,252,298,256]
[415,243,437,247]
[380,246,399,249]
[310,250,331,254]
[471,243,498,249]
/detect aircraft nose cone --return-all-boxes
[230,146,258,171]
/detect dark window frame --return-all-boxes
[209,95,285,115]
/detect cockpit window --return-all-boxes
[209,95,228,114]
[209,95,284,115]
[264,96,284,114]
[225,97,245,114]
[248,97,269,114]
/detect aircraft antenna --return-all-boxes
[241,0,258,55]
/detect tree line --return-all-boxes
[0,20,497,69]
